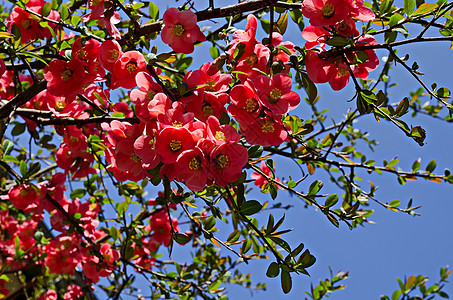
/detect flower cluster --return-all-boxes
[301,0,379,90]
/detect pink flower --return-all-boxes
[207,143,248,186]
[228,80,262,126]
[155,127,195,164]
[43,59,86,98]
[98,40,122,72]
[161,7,206,54]
[111,51,147,89]
[175,147,208,191]
[7,183,46,211]
[301,0,350,27]
[242,113,288,147]
[254,74,300,115]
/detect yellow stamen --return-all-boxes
[169,140,182,152]
[173,24,185,37]
[268,88,281,104]
[189,157,201,170]
[246,54,258,67]
[245,98,258,113]
[215,154,229,168]
[262,119,275,133]
[172,121,183,128]
[61,68,73,81]
[322,3,335,19]
[109,49,119,60]
[215,131,225,141]
[126,62,137,74]
[55,100,66,112]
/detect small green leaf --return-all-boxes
[148,2,159,20]
[20,160,27,177]
[241,238,252,254]
[266,262,280,278]
[404,0,416,15]
[60,4,69,20]
[389,200,401,208]
[203,216,216,231]
[41,2,52,17]
[392,290,402,300]
[70,188,86,199]
[281,270,292,294]
[248,145,263,159]
[308,180,323,196]
[174,233,191,245]
[2,139,14,156]
[412,2,438,16]
[325,194,339,208]
[210,45,220,59]
[240,200,263,216]
[426,160,436,173]
[227,230,241,243]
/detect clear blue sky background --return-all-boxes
[151,1,453,299]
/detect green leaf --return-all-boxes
[241,238,252,254]
[71,15,81,27]
[300,72,317,102]
[270,236,291,252]
[41,2,52,17]
[275,13,288,34]
[60,3,69,20]
[325,36,349,47]
[248,145,263,159]
[389,200,401,208]
[240,200,262,216]
[281,270,292,294]
[20,160,27,177]
[203,216,216,231]
[148,2,159,20]
[266,262,280,278]
[395,98,409,117]
[404,0,416,15]
[132,2,144,9]
[26,162,41,177]
[266,213,275,234]
[11,123,26,136]
[2,139,14,156]
[290,243,305,258]
[70,188,86,199]
[210,45,220,59]
[174,233,191,245]
[426,160,436,173]
[227,230,241,243]
[392,289,402,300]
[325,194,339,208]
[412,2,438,16]
[308,180,323,196]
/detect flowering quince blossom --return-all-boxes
[254,73,301,115]
[98,39,123,72]
[208,142,249,186]
[43,58,86,98]
[4,183,47,211]
[301,0,350,27]
[7,2,60,43]
[161,7,206,54]
[111,50,147,89]
[305,35,379,90]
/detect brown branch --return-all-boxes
[0,80,47,119]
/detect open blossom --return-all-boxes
[161,7,206,54]
[207,143,248,186]
[43,58,86,98]
[254,73,300,115]
[301,0,350,27]
[98,40,122,72]
[111,51,147,89]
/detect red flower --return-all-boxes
[254,74,300,115]
[207,143,248,186]
[98,40,122,72]
[242,113,288,147]
[43,59,86,98]
[228,80,262,126]
[251,161,281,188]
[175,147,208,191]
[301,0,350,27]
[161,7,206,54]
[111,51,147,89]
[155,127,195,164]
